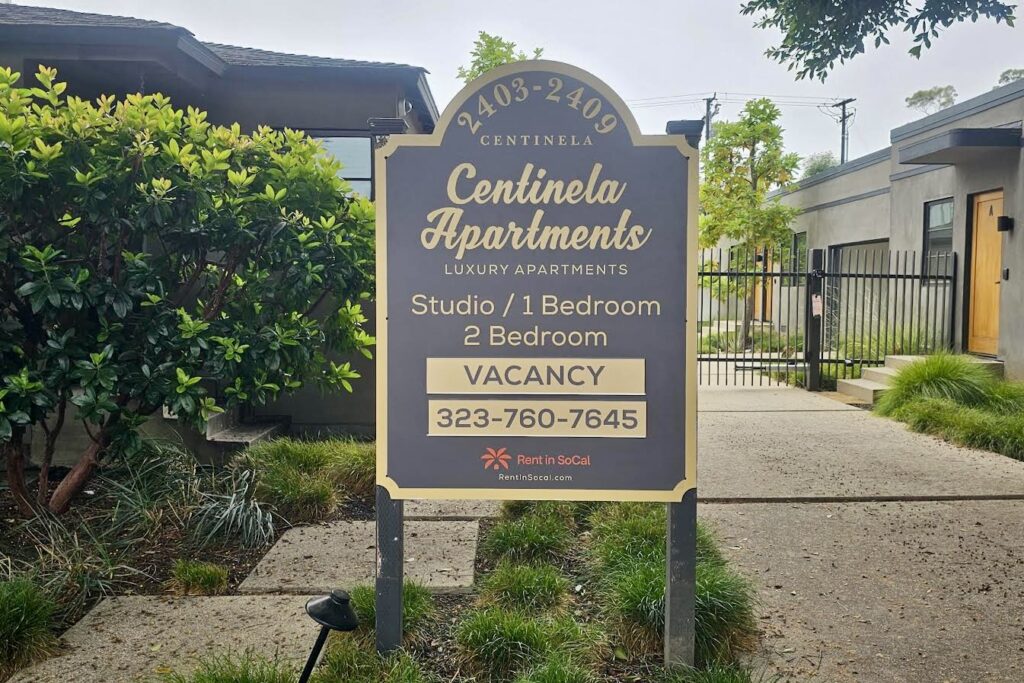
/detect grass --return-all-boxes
[349,582,435,643]
[875,353,1002,416]
[161,652,295,683]
[659,664,781,683]
[0,577,58,677]
[481,509,572,563]
[479,561,570,612]
[236,438,376,523]
[190,469,276,549]
[891,397,1024,460]
[512,653,598,683]
[311,637,434,683]
[454,610,605,682]
[584,503,755,664]
[169,559,229,595]
[874,355,1024,461]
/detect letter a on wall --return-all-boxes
[375,61,697,502]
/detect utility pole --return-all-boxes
[703,93,718,142]
[830,98,855,163]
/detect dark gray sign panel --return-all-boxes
[376,61,696,502]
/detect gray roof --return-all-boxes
[0,4,180,30]
[0,5,422,71]
[204,43,418,71]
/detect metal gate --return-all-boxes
[697,245,957,388]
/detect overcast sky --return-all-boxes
[20,0,1022,166]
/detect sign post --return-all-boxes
[374,61,698,662]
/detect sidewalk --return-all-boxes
[698,387,1024,682]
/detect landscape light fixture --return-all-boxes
[297,589,360,683]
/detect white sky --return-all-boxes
[20,0,1023,166]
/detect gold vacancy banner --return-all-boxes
[376,61,696,502]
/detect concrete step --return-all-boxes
[837,378,888,404]
[862,366,899,385]
[207,419,287,448]
[884,354,1005,378]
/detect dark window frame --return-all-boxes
[923,197,954,276]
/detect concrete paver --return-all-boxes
[699,396,1024,499]
[238,520,478,594]
[405,499,502,519]
[701,500,1024,683]
[9,596,316,683]
[699,387,859,412]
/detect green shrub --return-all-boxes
[162,652,295,683]
[455,609,603,682]
[311,637,432,683]
[588,503,724,571]
[875,354,998,416]
[480,561,570,612]
[349,583,435,643]
[0,578,58,676]
[512,653,597,683]
[603,557,664,651]
[482,512,572,563]
[236,438,377,522]
[170,559,229,595]
[895,397,1024,461]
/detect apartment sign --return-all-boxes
[375,61,696,501]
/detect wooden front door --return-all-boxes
[968,191,1003,355]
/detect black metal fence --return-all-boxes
[697,245,957,388]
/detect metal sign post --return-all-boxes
[374,61,699,663]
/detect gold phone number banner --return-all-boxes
[376,61,697,502]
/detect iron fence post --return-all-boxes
[805,249,825,391]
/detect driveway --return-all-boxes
[697,387,1024,682]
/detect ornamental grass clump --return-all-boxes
[482,509,572,563]
[349,582,435,644]
[894,397,1024,461]
[162,652,295,683]
[479,561,570,612]
[454,609,605,682]
[658,664,779,683]
[0,577,58,677]
[311,637,433,683]
[512,653,598,683]
[875,354,999,416]
[169,559,229,595]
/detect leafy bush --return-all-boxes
[162,652,295,683]
[875,354,999,416]
[311,637,433,683]
[480,561,570,612]
[169,559,229,595]
[0,65,375,515]
[0,577,58,676]
[190,469,276,549]
[235,438,376,522]
[349,582,435,644]
[482,510,572,563]
[455,609,604,682]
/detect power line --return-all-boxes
[829,98,856,163]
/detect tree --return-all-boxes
[457,31,543,83]
[700,99,800,347]
[905,85,957,114]
[802,151,838,178]
[1,66,376,515]
[741,1,1016,81]
[998,68,1024,85]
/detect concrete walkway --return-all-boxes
[698,387,1024,682]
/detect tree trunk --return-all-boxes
[741,287,755,350]
[47,437,106,515]
[4,434,34,517]
[38,398,67,505]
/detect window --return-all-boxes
[316,136,372,198]
[924,199,953,275]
